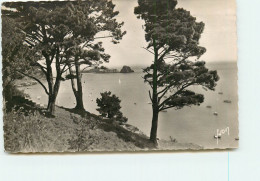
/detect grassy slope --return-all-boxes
[4,96,202,153]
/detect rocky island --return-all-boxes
[120,66,134,73]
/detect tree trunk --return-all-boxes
[45,49,62,115]
[68,60,85,111]
[45,54,55,115]
[150,107,159,144]
[74,61,85,111]
[47,79,61,115]
[149,42,159,145]
[74,89,84,110]
[47,95,56,115]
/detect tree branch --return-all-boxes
[68,65,78,94]
[24,39,35,47]
[142,47,155,55]
[63,65,73,73]
[81,65,92,71]
[16,70,49,96]
[159,82,194,108]
[159,105,176,112]
[148,90,153,102]
[94,35,113,40]
[158,48,169,61]
[158,86,169,103]
[61,63,68,74]
[27,33,43,43]
[34,62,47,75]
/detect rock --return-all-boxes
[120,66,134,73]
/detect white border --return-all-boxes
[0,0,260,180]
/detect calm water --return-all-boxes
[25,62,239,149]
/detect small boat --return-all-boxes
[224,100,232,103]
[235,137,239,141]
[213,112,218,116]
[169,136,177,143]
[218,92,223,95]
[161,110,167,113]
[206,105,212,108]
[134,103,137,105]
[147,102,152,104]
[214,135,221,139]
[119,79,121,84]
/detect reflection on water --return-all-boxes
[25,62,238,149]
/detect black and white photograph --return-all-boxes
[2,0,238,153]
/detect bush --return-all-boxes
[96,91,128,123]
[4,107,43,152]
[67,114,96,152]
[3,83,30,112]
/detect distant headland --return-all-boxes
[81,65,135,73]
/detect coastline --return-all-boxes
[12,63,239,150]
[6,82,203,152]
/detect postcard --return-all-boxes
[2,0,238,153]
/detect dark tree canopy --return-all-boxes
[135,0,206,62]
[2,0,126,114]
[134,0,218,111]
[59,0,126,111]
[143,60,219,111]
[2,16,37,84]
[96,91,127,123]
[135,0,219,143]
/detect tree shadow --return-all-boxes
[60,106,156,149]
[5,95,48,117]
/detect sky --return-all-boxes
[100,0,237,67]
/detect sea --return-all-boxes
[24,61,239,149]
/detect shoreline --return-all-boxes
[13,67,239,150]
[6,82,203,152]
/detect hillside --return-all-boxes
[4,88,202,153]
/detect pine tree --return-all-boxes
[3,1,125,114]
[135,0,219,144]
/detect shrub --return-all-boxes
[67,114,96,151]
[96,91,127,123]
[4,107,43,152]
